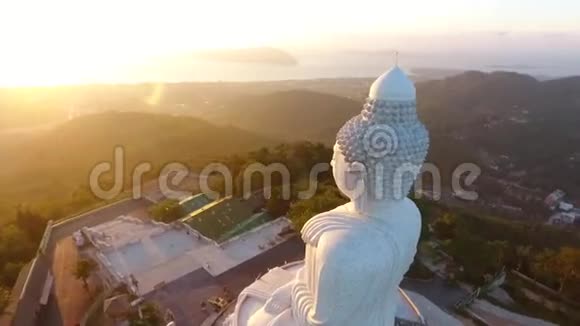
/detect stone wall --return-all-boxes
[1,198,139,326]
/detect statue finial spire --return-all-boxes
[394,50,399,66]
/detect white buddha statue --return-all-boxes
[226,65,430,326]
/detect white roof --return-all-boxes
[368,66,416,101]
[559,201,574,211]
[86,215,292,295]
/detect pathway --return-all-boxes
[48,237,96,326]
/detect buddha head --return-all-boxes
[332,66,429,202]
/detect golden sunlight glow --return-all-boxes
[0,0,579,86]
[0,0,291,86]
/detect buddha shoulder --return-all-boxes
[302,214,393,264]
[316,227,394,279]
[301,211,366,246]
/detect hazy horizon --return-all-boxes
[1,0,579,86]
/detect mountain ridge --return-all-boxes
[0,111,276,219]
[198,70,580,195]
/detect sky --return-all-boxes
[0,0,579,85]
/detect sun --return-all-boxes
[0,0,280,87]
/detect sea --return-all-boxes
[115,51,580,84]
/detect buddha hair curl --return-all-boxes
[336,98,429,200]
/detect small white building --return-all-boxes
[544,189,566,210]
[548,212,577,225]
[558,201,574,212]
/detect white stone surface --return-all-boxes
[195,218,293,276]
[488,287,515,306]
[405,291,462,326]
[368,66,416,101]
[228,263,428,326]
[229,65,434,326]
[85,216,198,294]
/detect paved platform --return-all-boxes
[85,216,293,295]
[147,238,305,326]
[200,218,293,276]
[46,237,98,326]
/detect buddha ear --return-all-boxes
[346,162,367,200]
[347,161,367,178]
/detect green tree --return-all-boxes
[148,199,184,223]
[266,186,291,218]
[0,225,35,265]
[1,262,24,286]
[249,147,272,164]
[551,247,580,294]
[288,185,346,230]
[0,224,36,288]
[532,248,557,282]
[445,231,489,284]
[74,259,96,290]
[514,245,532,272]
[414,199,432,241]
[69,185,99,211]
[486,240,509,272]
[15,207,46,244]
[129,303,162,326]
[432,213,457,240]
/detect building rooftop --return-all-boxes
[179,193,214,216]
[83,216,199,294]
[83,214,292,296]
[148,237,304,326]
[182,196,268,243]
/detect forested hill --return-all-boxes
[0,112,275,219]
[416,72,580,193]
[202,71,580,194]
[2,70,580,209]
[204,90,361,143]
[417,71,580,132]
